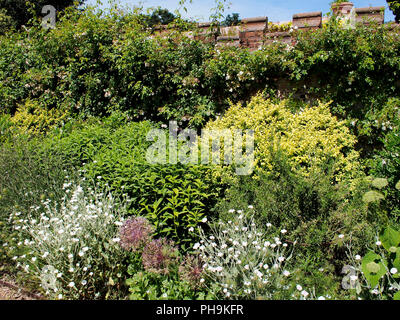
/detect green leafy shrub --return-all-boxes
[204,95,361,182]
[214,150,378,294]
[1,5,398,137]
[346,225,400,300]
[41,119,222,250]
[0,113,13,144]
[369,107,400,220]
[0,8,14,35]
[11,99,69,134]
[0,135,70,272]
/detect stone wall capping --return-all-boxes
[355,6,385,14]
[241,16,268,23]
[197,22,213,28]
[293,11,322,19]
[292,11,322,29]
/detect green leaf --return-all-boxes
[393,249,400,272]
[371,178,388,189]
[361,251,387,288]
[394,291,400,301]
[396,181,400,191]
[362,190,385,203]
[366,261,380,273]
[379,226,400,253]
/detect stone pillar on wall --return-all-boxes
[331,2,354,17]
[355,7,385,25]
[292,11,322,30]
[239,17,268,51]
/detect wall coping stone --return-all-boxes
[242,16,268,23]
[355,6,385,14]
[293,11,322,19]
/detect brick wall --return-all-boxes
[154,2,395,50]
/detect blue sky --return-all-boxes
[85,0,395,22]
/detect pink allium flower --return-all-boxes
[119,216,154,252]
[142,238,179,275]
[179,255,204,288]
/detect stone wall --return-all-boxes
[154,2,395,51]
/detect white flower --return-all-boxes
[193,243,200,250]
[68,254,73,259]
[58,294,63,299]
[201,217,207,223]
[244,281,251,286]
[228,209,235,213]
[301,290,309,298]
[263,264,269,270]
[248,205,254,209]
[281,229,287,234]
[112,237,120,243]
[371,289,379,295]
[318,296,326,300]
[266,223,272,228]
[338,234,345,239]
[78,251,84,257]
[355,255,361,261]
[278,256,285,262]
[390,268,398,275]
[31,257,37,262]
[42,252,49,258]
[200,278,205,283]
[376,241,382,246]
[283,270,290,277]
[68,282,75,288]
[188,227,194,232]
[244,265,250,270]
[296,285,302,291]
[81,280,87,286]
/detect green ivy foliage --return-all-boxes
[1,6,400,137]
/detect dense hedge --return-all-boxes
[1,7,400,136]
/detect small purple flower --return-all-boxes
[179,255,204,288]
[119,216,154,252]
[142,238,179,275]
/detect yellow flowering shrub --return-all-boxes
[11,100,69,135]
[205,95,361,181]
